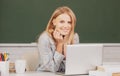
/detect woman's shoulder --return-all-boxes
[38,31,55,44]
[74,32,79,37]
[73,32,79,43]
[40,31,49,37]
[38,31,50,40]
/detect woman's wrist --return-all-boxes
[56,43,63,54]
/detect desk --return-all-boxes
[10,71,89,76]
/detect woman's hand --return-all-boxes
[53,30,65,54]
[53,30,64,44]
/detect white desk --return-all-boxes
[10,71,89,76]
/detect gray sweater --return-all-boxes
[37,31,79,72]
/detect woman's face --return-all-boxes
[53,13,72,36]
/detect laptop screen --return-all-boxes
[65,44,103,75]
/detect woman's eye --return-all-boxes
[68,21,72,24]
[60,20,65,23]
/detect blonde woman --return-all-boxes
[37,6,79,72]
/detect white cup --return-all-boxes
[15,59,26,73]
[0,61,9,76]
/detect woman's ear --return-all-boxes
[52,19,56,26]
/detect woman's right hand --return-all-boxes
[53,30,64,54]
[53,30,64,44]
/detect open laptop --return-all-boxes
[64,44,103,75]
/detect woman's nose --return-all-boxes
[64,23,69,27]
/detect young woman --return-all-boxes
[37,6,79,72]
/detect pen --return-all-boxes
[1,53,5,61]
[4,52,9,61]
[4,52,7,61]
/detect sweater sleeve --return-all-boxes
[37,32,65,72]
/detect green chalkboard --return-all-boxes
[0,0,120,43]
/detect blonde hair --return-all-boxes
[46,6,76,44]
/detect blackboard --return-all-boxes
[0,0,120,43]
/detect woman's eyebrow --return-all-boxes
[60,20,65,22]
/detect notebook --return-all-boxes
[64,44,103,75]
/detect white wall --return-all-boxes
[0,43,41,71]
[103,43,120,65]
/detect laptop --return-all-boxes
[64,44,103,75]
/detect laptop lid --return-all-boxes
[65,44,103,75]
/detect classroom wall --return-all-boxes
[1,43,120,65]
[0,0,120,43]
